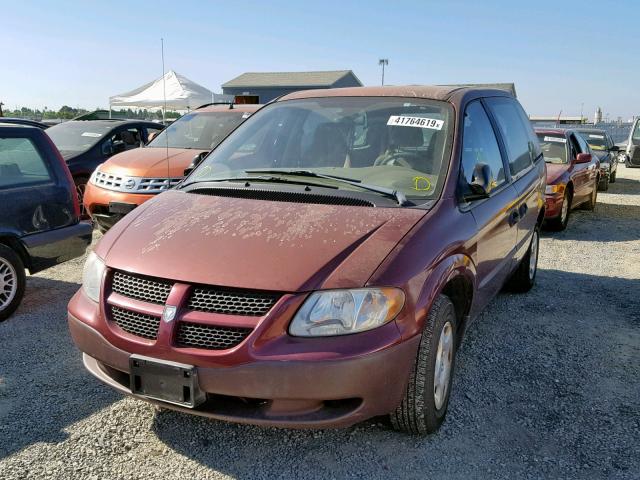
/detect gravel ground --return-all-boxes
[1,166,639,480]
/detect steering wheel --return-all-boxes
[374,152,413,168]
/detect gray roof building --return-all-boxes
[222,70,363,104]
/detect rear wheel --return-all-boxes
[390,295,457,434]
[0,245,26,322]
[506,227,539,293]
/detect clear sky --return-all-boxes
[3,0,639,120]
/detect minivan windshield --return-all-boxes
[185,97,453,202]
[147,111,248,150]
[537,134,568,164]
[46,121,114,153]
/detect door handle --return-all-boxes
[508,209,520,226]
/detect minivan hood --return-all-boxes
[100,147,207,178]
[99,190,426,292]
[545,163,569,184]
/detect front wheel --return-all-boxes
[582,181,598,211]
[598,175,609,191]
[546,191,571,231]
[0,244,26,322]
[610,170,617,183]
[390,294,457,434]
[506,227,539,293]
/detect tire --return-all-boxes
[74,175,90,219]
[610,170,616,183]
[582,181,598,211]
[506,227,539,293]
[0,244,26,322]
[546,191,571,231]
[598,175,609,191]
[390,295,457,434]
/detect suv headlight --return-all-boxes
[89,165,103,185]
[82,252,106,302]
[289,288,405,337]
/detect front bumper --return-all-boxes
[544,193,564,219]
[68,291,419,429]
[83,182,155,230]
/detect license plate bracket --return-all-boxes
[129,355,205,408]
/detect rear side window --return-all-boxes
[485,97,541,177]
[0,137,52,189]
[461,101,506,190]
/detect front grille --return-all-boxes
[112,271,172,305]
[176,322,252,350]
[111,306,160,340]
[137,177,182,192]
[188,287,279,316]
[94,171,124,189]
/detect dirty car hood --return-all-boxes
[98,190,426,292]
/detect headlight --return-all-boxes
[545,184,565,195]
[82,252,106,302]
[289,288,405,337]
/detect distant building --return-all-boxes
[221,70,363,104]
[529,115,586,125]
[594,107,603,124]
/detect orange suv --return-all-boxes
[84,104,260,231]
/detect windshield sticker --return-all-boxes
[588,134,605,139]
[543,136,566,144]
[413,176,432,191]
[388,115,444,130]
[242,113,251,119]
[81,132,102,138]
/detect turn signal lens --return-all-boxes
[289,288,405,337]
[545,184,565,194]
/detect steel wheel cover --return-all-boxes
[434,321,454,410]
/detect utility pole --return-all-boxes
[378,58,389,86]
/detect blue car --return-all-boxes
[45,119,164,210]
[0,122,92,320]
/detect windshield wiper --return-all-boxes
[246,169,412,206]
[182,175,338,189]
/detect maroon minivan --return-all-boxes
[68,86,546,434]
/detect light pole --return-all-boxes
[580,102,584,122]
[379,58,389,86]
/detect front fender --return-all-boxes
[395,253,476,340]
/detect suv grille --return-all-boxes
[188,287,278,316]
[176,322,252,350]
[112,271,172,305]
[111,306,160,340]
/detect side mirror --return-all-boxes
[112,140,126,155]
[464,163,493,200]
[575,153,592,164]
[183,151,209,177]
[609,145,620,152]
[147,131,158,144]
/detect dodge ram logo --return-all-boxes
[162,305,177,323]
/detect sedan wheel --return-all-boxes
[0,257,18,309]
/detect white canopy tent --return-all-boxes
[109,70,232,117]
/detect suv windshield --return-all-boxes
[580,132,608,151]
[147,111,248,150]
[186,97,453,202]
[537,134,568,164]
[46,122,114,153]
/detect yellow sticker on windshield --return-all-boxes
[413,176,432,191]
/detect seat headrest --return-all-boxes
[389,126,424,148]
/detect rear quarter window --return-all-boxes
[0,137,52,189]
